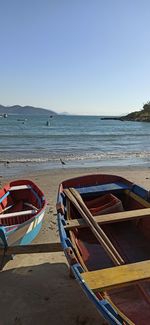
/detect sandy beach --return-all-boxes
[1,165,150,325]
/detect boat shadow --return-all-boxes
[0,262,103,325]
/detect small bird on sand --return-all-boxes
[60,158,66,167]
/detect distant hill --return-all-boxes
[0,105,57,116]
[100,103,150,122]
[122,102,150,122]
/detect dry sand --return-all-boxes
[1,166,150,325]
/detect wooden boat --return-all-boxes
[57,174,150,325]
[0,179,47,247]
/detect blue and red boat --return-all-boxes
[57,174,150,325]
[0,179,47,247]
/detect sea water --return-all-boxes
[0,114,150,176]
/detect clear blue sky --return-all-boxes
[0,0,150,115]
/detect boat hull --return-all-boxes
[0,179,46,247]
[57,174,150,325]
[5,210,45,246]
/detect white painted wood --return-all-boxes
[9,185,31,191]
[0,209,36,219]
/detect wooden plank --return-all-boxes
[66,197,88,271]
[70,188,124,265]
[10,185,31,191]
[64,207,150,230]
[106,296,135,325]
[82,260,150,292]
[0,191,9,203]
[24,202,38,210]
[65,188,150,322]
[125,190,150,207]
[0,209,36,219]
[0,204,13,214]
[64,189,124,265]
[0,242,63,255]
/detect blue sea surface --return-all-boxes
[0,114,150,176]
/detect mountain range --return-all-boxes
[0,105,57,116]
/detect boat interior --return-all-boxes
[63,185,150,324]
[0,185,41,226]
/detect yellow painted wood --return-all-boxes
[65,207,150,230]
[106,296,135,325]
[125,190,150,207]
[82,260,150,292]
[66,197,88,271]
[70,188,124,265]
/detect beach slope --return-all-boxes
[1,166,150,325]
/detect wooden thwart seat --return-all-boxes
[65,207,150,230]
[9,185,32,191]
[82,260,150,292]
[0,209,37,219]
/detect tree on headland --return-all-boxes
[143,101,150,112]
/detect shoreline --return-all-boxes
[1,159,150,178]
[1,166,150,324]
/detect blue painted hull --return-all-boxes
[2,210,45,247]
[19,221,42,245]
[57,210,123,325]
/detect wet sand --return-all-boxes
[1,166,150,325]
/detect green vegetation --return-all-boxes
[122,102,150,122]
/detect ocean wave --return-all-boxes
[1,132,150,139]
[0,151,150,163]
